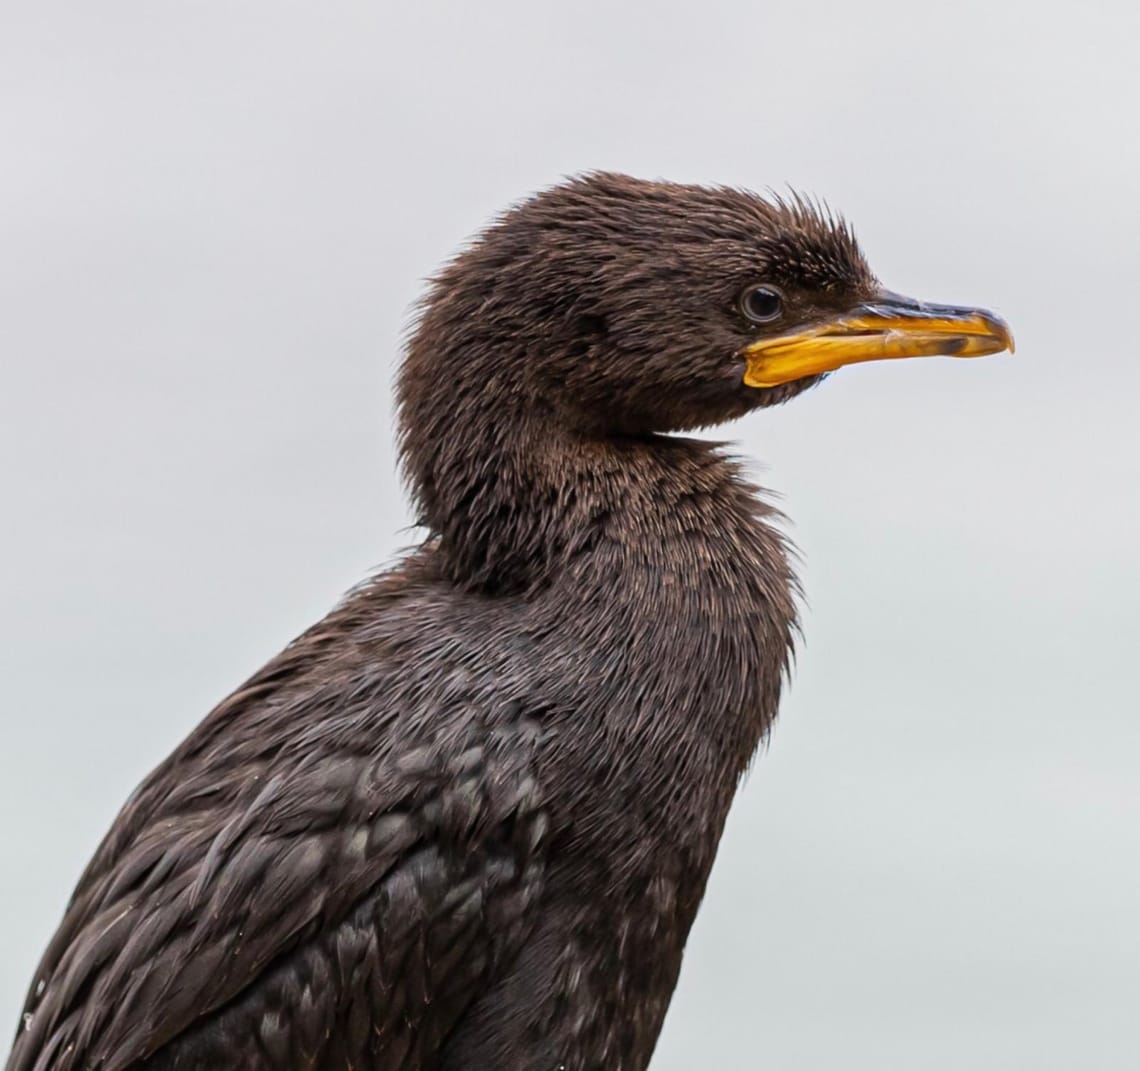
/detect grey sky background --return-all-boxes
[1,2,1137,1067]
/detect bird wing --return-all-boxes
[7,635,550,1071]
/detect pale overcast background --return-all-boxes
[2,3,1138,1068]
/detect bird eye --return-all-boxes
[739,284,784,324]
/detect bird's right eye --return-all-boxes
[739,284,784,325]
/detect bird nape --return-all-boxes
[7,173,1012,1071]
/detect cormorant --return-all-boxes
[6,173,1012,1071]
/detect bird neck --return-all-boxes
[397,340,773,596]
[402,375,621,593]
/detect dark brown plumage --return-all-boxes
[6,173,1010,1071]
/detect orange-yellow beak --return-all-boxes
[742,292,1014,389]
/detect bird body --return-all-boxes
[7,173,1010,1070]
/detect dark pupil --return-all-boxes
[745,287,781,321]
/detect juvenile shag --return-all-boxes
[6,173,1012,1071]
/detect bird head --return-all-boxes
[401,172,1012,440]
